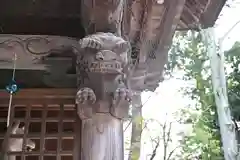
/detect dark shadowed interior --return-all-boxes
[0,89,80,160]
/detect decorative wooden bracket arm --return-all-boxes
[126,0,186,91]
[75,32,132,120]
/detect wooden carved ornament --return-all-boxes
[75,32,132,119]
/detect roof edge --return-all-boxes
[200,0,227,28]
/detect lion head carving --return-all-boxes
[78,32,131,74]
[76,32,132,119]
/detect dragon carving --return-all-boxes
[76,32,132,119]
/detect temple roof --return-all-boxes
[0,0,227,91]
[0,0,226,37]
[178,0,226,30]
[126,0,226,91]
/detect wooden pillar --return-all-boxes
[75,32,132,160]
[81,113,124,160]
[77,1,131,158]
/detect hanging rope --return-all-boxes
[5,53,18,127]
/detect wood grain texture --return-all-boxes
[81,0,123,35]
[81,113,123,160]
[0,89,76,107]
[127,0,186,91]
[0,89,76,99]
[0,35,78,70]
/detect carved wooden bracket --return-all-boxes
[75,32,132,120]
[0,35,80,70]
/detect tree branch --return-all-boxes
[166,144,182,160]
[149,137,160,160]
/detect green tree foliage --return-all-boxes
[167,30,223,159]
[225,41,240,146]
[225,41,240,120]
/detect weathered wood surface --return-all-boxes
[0,0,81,17]
[0,35,80,88]
[178,0,227,30]
[0,1,187,160]
[75,1,187,159]
[127,0,186,91]
[0,0,225,35]
[0,0,226,159]
[0,89,76,99]
[0,17,84,38]
[0,69,76,89]
[81,113,123,160]
[0,89,76,107]
[79,0,186,91]
[81,0,123,35]
[0,35,79,70]
[75,31,132,159]
[0,0,221,91]
[1,121,35,160]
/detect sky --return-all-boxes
[214,0,240,50]
[124,1,240,159]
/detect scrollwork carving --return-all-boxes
[0,35,81,65]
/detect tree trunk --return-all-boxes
[204,28,238,159]
[128,91,142,160]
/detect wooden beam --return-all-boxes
[156,0,186,52]
[80,0,123,34]
[0,35,80,89]
[0,89,76,99]
[144,0,186,91]
[200,0,227,28]
[0,89,76,108]
[0,99,75,106]
[0,69,77,89]
[0,16,84,38]
[0,0,81,17]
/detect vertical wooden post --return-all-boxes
[78,1,131,158]
[81,113,124,160]
[75,32,132,160]
[77,100,129,160]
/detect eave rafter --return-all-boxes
[0,1,226,160]
[126,0,186,91]
[0,0,186,92]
